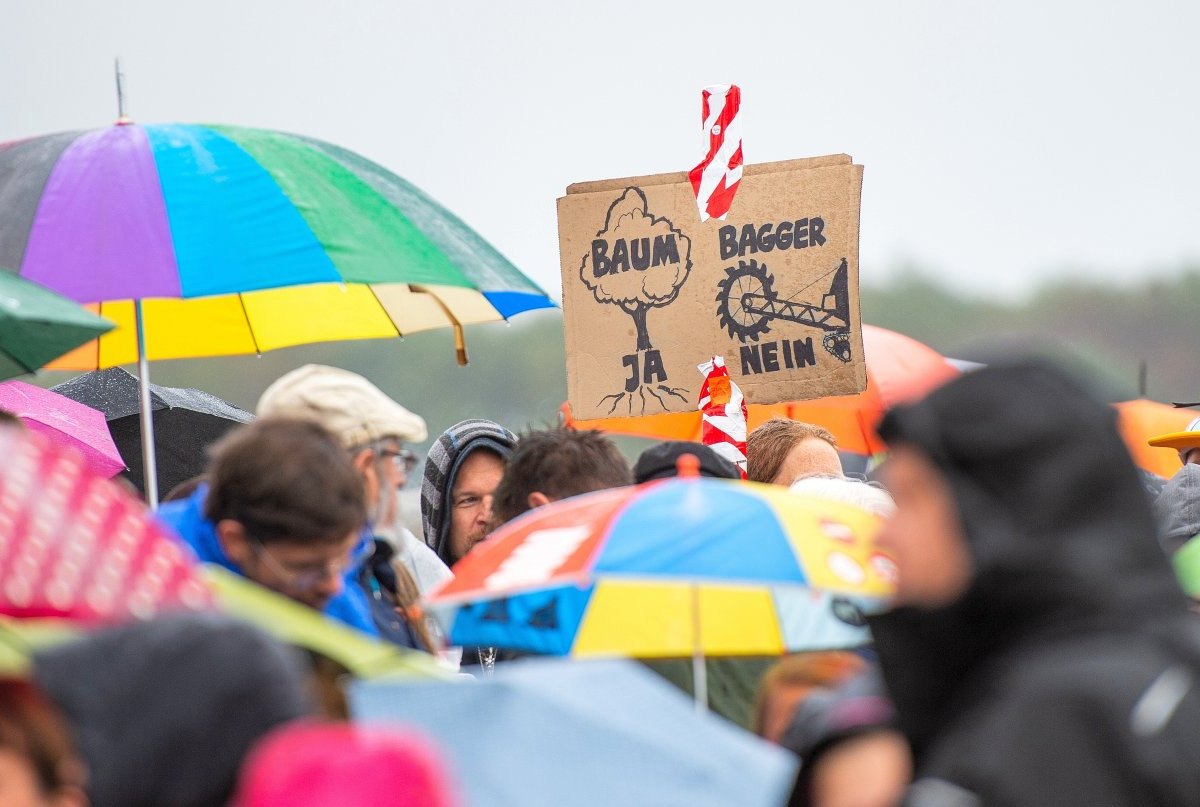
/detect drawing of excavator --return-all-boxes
[715,257,853,362]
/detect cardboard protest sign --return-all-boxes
[558,155,866,420]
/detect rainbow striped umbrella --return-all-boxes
[0,120,553,504]
[424,474,894,705]
[0,122,554,368]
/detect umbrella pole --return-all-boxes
[134,300,159,509]
[692,584,707,713]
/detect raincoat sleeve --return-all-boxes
[910,658,1200,807]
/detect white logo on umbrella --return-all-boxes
[485,526,591,591]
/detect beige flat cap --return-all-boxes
[257,364,427,448]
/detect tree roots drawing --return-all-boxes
[596,384,689,416]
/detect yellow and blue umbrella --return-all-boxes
[425,475,895,661]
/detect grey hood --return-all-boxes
[420,419,517,565]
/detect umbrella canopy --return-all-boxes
[0,380,124,478]
[565,324,960,455]
[425,477,893,658]
[0,270,113,378]
[52,368,252,495]
[0,429,212,623]
[350,658,797,807]
[0,122,554,368]
[0,567,452,681]
[205,566,450,680]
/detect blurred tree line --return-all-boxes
[36,268,1199,456]
[862,268,1200,403]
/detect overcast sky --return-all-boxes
[3,0,1197,301]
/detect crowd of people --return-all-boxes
[1,356,1199,806]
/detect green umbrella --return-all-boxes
[0,570,453,682]
[0,270,114,380]
[0,618,79,675]
[204,566,453,680]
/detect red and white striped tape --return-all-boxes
[688,84,744,222]
[698,356,748,478]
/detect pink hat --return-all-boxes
[233,722,458,807]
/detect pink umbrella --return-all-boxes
[0,380,125,478]
[0,428,212,623]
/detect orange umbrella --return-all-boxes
[565,325,960,454]
[1115,399,1195,479]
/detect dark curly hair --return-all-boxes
[491,427,631,526]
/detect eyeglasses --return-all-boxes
[249,536,373,592]
[377,447,419,476]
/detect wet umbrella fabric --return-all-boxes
[52,368,251,495]
[0,380,124,478]
[0,270,113,379]
[0,122,554,369]
[350,658,797,807]
[1,122,554,506]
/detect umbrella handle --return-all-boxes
[453,323,469,367]
[692,584,707,712]
[692,648,708,713]
[412,285,470,366]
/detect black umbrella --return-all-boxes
[52,368,253,497]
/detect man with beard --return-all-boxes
[421,419,518,567]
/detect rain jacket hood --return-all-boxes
[34,614,309,807]
[420,419,517,565]
[870,360,1198,761]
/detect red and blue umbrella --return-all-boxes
[425,476,894,659]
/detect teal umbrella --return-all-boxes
[0,270,114,380]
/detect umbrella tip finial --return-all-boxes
[114,57,133,125]
[676,452,701,478]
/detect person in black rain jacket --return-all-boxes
[869,359,1200,807]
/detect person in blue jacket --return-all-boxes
[254,365,433,651]
[159,417,378,635]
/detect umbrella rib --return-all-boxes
[425,570,594,607]
[88,304,103,370]
[235,293,264,356]
[365,283,404,339]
